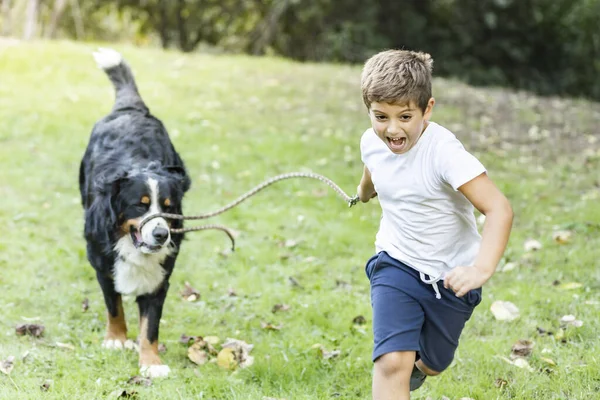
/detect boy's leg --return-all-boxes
[417,284,482,374]
[367,252,426,398]
[373,351,415,400]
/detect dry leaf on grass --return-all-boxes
[498,356,534,372]
[82,298,89,312]
[40,380,53,391]
[311,344,341,360]
[219,338,254,369]
[261,322,282,331]
[524,239,542,251]
[0,356,15,375]
[501,262,518,272]
[494,378,508,388]
[56,342,75,351]
[15,323,45,337]
[352,315,367,325]
[560,315,584,328]
[180,282,201,302]
[272,304,291,313]
[557,282,583,290]
[552,230,572,244]
[109,388,138,398]
[490,301,520,321]
[511,339,534,358]
[127,376,152,387]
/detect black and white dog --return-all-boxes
[79,48,191,378]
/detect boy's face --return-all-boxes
[368,98,435,155]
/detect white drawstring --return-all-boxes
[419,272,444,299]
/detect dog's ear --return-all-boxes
[84,173,126,254]
[165,165,191,193]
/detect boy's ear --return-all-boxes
[424,97,435,119]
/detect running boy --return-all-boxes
[357,49,513,399]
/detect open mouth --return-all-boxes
[129,226,162,252]
[387,136,408,152]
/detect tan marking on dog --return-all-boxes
[138,316,161,366]
[120,218,140,234]
[164,198,171,207]
[141,196,150,205]
[105,295,127,342]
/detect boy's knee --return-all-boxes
[375,351,416,377]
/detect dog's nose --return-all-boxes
[152,226,169,244]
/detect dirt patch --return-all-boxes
[433,78,600,159]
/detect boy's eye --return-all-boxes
[375,115,387,121]
[400,115,411,120]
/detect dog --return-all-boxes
[79,48,191,378]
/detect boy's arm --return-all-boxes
[357,165,377,203]
[444,172,513,297]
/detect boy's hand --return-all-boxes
[357,185,377,203]
[443,266,490,297]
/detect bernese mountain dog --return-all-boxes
[79,48,191,378]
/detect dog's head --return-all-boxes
[85,163,190,256]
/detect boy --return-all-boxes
[357,49,513,399]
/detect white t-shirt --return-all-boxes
[360,121,486,278]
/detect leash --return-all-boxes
[140,172,359,249]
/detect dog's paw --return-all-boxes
[102,338,136,350]
[93,48,122,70]
[140,364,171,378]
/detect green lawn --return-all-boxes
[0,40,599,400]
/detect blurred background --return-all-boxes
[1,0,599,101]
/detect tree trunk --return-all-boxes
[1,0,11,36]
[23,0,38,40]
[46,0,68,38]
[176,0,189,51]
[252,0,290,55]
[69,0,84,39]
[158,0,169,49]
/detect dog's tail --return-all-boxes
[92,48,148,112]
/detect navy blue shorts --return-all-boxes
[365,251,482,372]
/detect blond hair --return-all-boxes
[361,49,433,112]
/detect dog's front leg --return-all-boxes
[137,286,170,378]
[96,271,134,350]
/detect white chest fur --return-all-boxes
[113,236,171,297]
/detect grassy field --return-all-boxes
[0,40,599,400]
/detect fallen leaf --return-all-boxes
[82,298,89,312]
[179,333,202,344]
[272,304,291,313]
[541,357,556,366]
[560,315,584,328]
[15,323,45,337]
[216,347,237,370]
[312,344,341,360]
[204,336,220,346]
[511,339,534,358]
[56,342,75,351]
[281,239,301,248]
[557,282,583,290]
[109,389,138,398]
[512,357,534,371]
[288,276,303,289]
[188,345,210,366]
[181,282,201,302]
[494,378,508,388]
[552,230,572,244]
[158,343,166,353]
[501,262,517,272]
[352,315,367,325]
[127,376,152,387]
[221,338,254,369]
[524,239,542,251]
[40,380,52,391]
[536,327,554,336]
[261,322,282,331]
[490,301,520,321]
[0,356,15,375]
[227,288,237,297]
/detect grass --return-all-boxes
[0,39,599,399]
